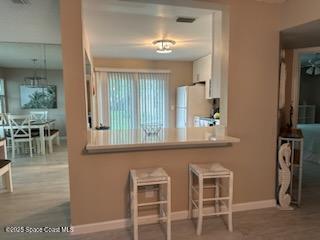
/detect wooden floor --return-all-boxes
[0,145,320,240]
[0,140,70,240]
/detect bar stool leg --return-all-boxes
[188,166,192,219]
[159,183,164,223]
[133,180,138,240]
[167,178,171,240]
[196,176,203,236]
[228,172,234,232]
[215,178,220,213]
[130,178,134,233]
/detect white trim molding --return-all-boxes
[72,199,276,235]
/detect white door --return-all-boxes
[176,107,187,128]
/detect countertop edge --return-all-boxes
[85,137,240,154]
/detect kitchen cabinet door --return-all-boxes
[206,12,222,99]
[193,54,212,84]
[193,60,200,83]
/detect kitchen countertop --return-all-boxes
[199,117,216,121]
[86,127,240,153]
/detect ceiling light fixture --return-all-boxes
[24,45,48,87]
[153,40,176,54]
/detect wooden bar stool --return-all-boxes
[189,163,233,235]
[130,168,171,240]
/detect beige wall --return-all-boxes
[94,58,194,128]
[280,0,320,30]
[60,0,280,226]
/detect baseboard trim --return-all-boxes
[72,199,276,235]
[232,199,276,212]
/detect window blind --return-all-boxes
[107,71,169,130]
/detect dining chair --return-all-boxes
[7,114,38,158]
[0,113,8,138]
[30,111,48,121]
[30,111,50,154]
[45,125,60,154]
[0,113,12,153]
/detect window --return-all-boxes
[107,72,169,130]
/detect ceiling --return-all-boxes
[83,0,214,61]
[0,0,60,44]
[0,43,62,70]
[281,19,320,49]
[0,0,61,70]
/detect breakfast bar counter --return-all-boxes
[86,127,240,153]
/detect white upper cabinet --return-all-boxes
[192,54,212,84]
[192,12,224,100]
[208,12,223,99]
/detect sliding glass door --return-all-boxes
[107,72,169,130]
[138,73,169,128]
[108,72,136,130]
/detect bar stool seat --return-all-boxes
[190,163,231,176]
[130,168,171,240]
[189,163,233,235]
[134,168,168,184]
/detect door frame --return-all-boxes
[291,47,320,126]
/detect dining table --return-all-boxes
[1,119,56,155]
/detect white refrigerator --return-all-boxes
[176,84,212,128]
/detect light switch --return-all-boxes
[171,105,175,111]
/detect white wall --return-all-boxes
[3,68,66,136]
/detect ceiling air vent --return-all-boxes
[176,17,196,23]
[11,0,30,4]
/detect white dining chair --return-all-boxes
[0,113,12,153]
[45,126,60,154]
[7,115,37,158]
[30,111,56,154]
[30,111,48,121]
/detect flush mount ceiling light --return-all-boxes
[153,40,176,54]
